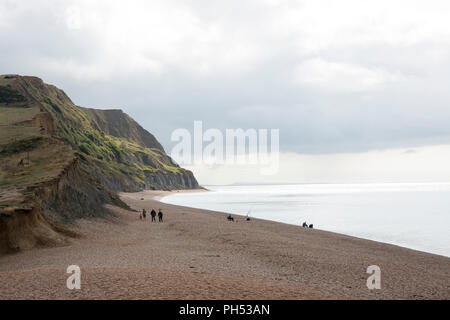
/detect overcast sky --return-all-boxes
[2,0,450,184]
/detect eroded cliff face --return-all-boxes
[0,74,200,254]
[37,157,127,222]
[15,112,56,134]
[0,155,126,254]
[145,170,199,190]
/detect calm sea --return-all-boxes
[161,183,450,257]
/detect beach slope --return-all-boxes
[0,190,449,300]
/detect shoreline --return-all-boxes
[0,189,448,299]
[158,189,450,259]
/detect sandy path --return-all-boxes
[0,190,449,300]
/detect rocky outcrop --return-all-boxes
[84,160,199,192]
[144,170,199,190]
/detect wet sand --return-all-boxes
[0,190,449,300]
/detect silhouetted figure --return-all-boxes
[309,224,314,229]
[158,209,163,222]
[151,209,156,222]
[302,222,308,228]
[142,209,147,220]
[227,215,234,222]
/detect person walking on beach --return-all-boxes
[158,209,163,222]
[139,212,143,220]
[151,209,156,222]
[142,209,147,220]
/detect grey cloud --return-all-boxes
[1,0,450,155]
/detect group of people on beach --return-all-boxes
[227,213,313,229]
[227,214,251,222]
[302,222,313,229]
[140,208,163,222]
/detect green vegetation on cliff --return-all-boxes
[0,74,199,192]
